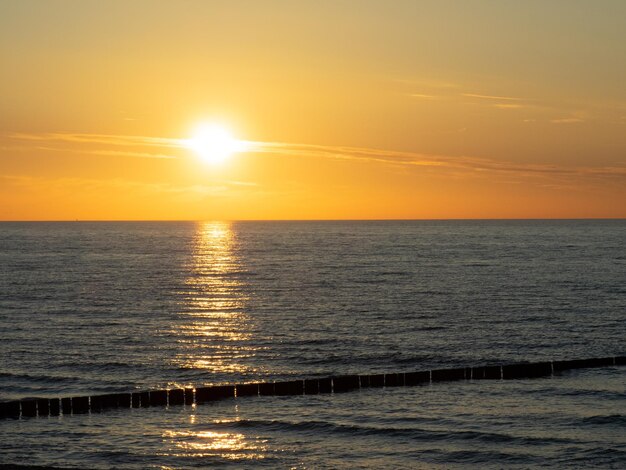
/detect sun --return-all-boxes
[185,124,244,164]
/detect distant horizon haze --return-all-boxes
[2,217,626,223]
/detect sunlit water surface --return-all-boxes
[1,220,625,468]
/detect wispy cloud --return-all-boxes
[493,103,526,109]
[408,93,441,100]
[550,110,589,124]
[461,92,533,110]
[394,78,459,89]
[7,132,183,159]
[34,146,177,159]
[405,88,532,109]
[398,78,619,124]
[550,117,585,124]
[6,131,626,186]
[0,174,255,197]
[461,93,526,101]
[243,140,626,186]
[9,132,184,149]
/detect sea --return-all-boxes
[0,220,624,469]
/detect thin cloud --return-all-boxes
[85,149,176,159]
[462,93,526,101]
[493,103,526,109]
[8,132,182,159]
[550,110,589,124]
[394,78,459,89]
[550,117,585,124]
[7,131,626,186]
[243,140,626,185]
[0,174,252,196]
[33,146,177,159]
[406,90,532,109]
[9,132,184,149]
[408,93,441,100]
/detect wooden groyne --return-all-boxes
[1,356,624,420]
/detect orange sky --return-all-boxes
[1,0,625,220]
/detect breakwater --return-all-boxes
[2,356,623,420]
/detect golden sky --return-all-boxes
[1,0,625,220]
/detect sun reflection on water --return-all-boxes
[171,221,263,377]
[162,428,268,460]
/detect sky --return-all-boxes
[1,0,625,220]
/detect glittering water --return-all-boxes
[1,220,625,468]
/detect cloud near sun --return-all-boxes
[8,131,626,186]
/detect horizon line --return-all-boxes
[1,217,625,223]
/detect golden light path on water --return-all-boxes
[163,222,268,460]
[172,221,262,376]
[162,427,269,461]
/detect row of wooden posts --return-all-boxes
[1,356,623,420]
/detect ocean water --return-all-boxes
[0,220,624,468]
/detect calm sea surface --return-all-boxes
[0,220,625,468]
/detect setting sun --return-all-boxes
[185,124,243,164]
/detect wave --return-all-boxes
[207,419,575,446]
[0,371,81,383]
[580,414,626,426]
